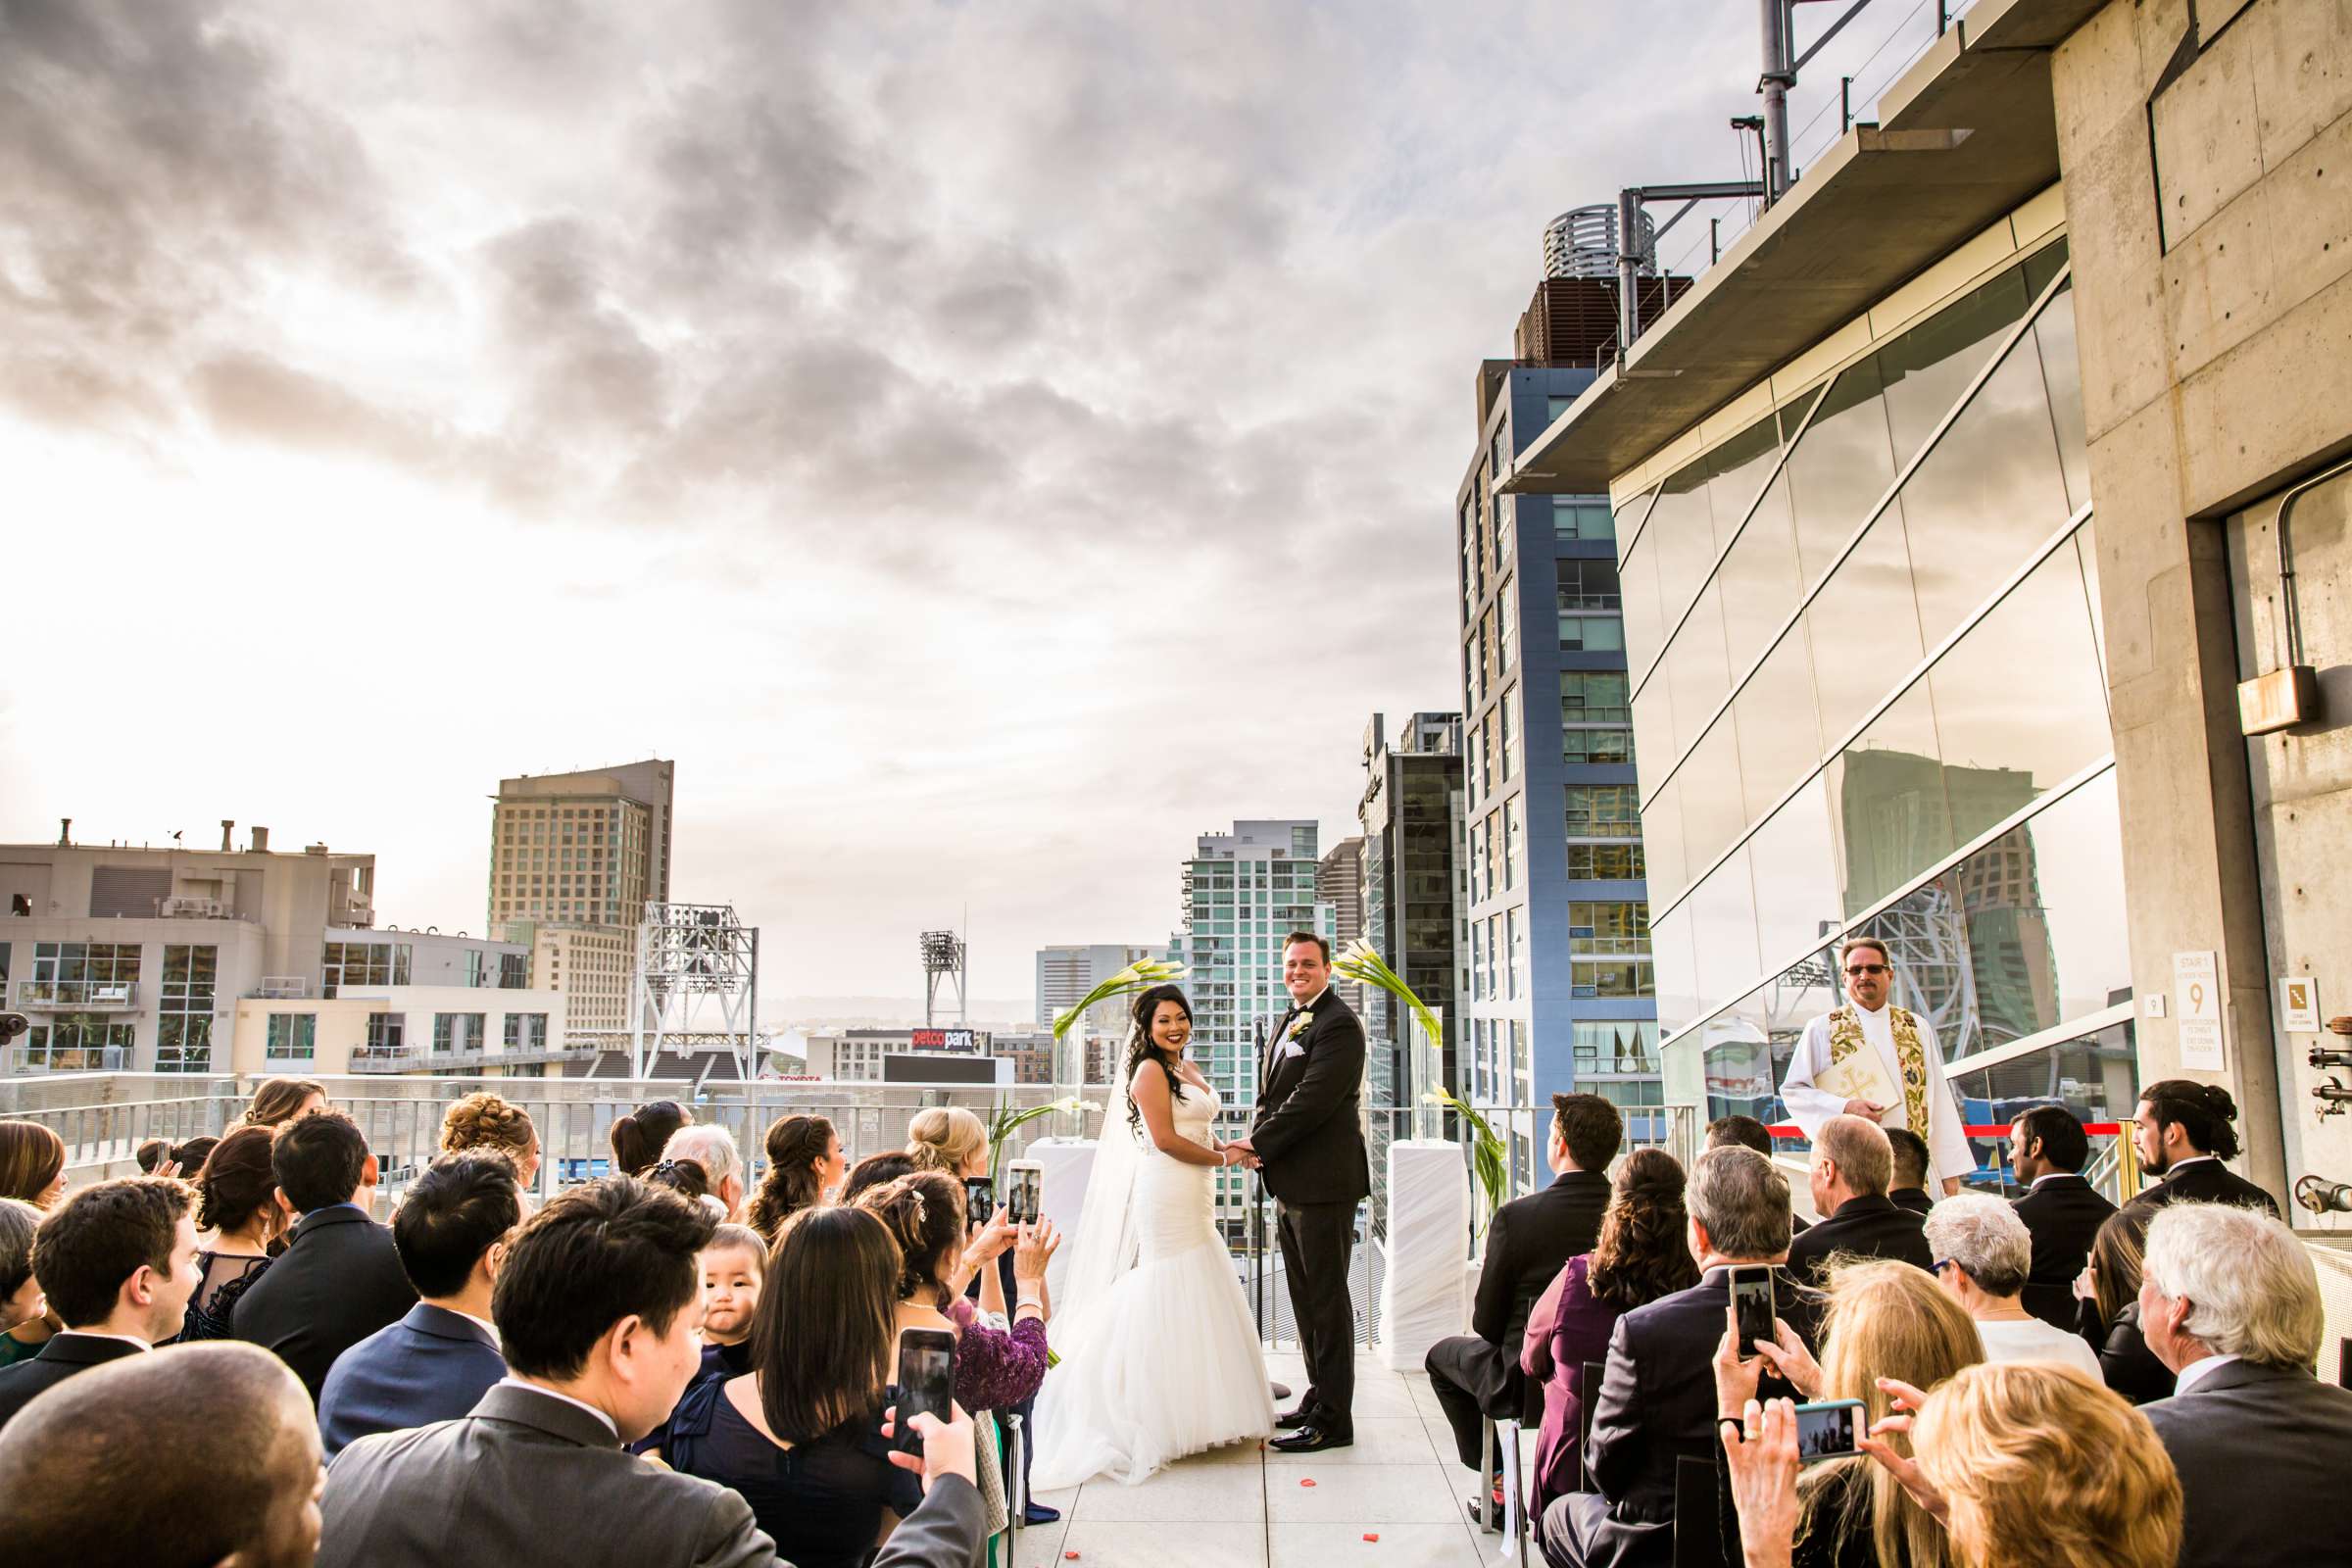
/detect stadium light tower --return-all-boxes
[632,903,760,1080]
[919,929,967,1028]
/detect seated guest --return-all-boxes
[661,1207,923,1568]
[1787,1116,1931,1284]
[244,1076,329,1130]
[2136,1202,2352,1568]
[1523,1149,1698,1527]
[842,1151,916,1204]
[748,1114,845,1242]
[0,1119,68,1207]
[0,1341,324,1568]
[1885,1129,1934,1217]
[1720,1361,2180,1568]
[1922,1195,2100,1379]
[2072,1209,2171,1404]
[0,1176,201,1430]
[859,1172,1054,1414]
[318,1153,518,1459]
[0,1200,46,1367]
[1707,1116,1806,1233]
[1711,1258,1981,1568]
[1431,1092,1621,1519]
[2125,1080,2279,1217]
[2007,1104,2115,1329]
[230,1110,416,1403]
[663,1124,749,1221]
[182,1125,287,1341]
[319,1176,990,1568]
[1543,1146,1813,1568]
[611,1099,692,1178]
[438,1093,541,1191]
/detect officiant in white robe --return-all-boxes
[1780,936,1978,1194]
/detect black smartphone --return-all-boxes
[892,1327,957,1453]
[962,1177,994,1230]
[1005,1160,1043,1226]
[1793,1398,1864,1462]
[1728,1264,1776,1353]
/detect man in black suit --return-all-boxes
[319,1152,518,1458]
[320,1177,987,1568]
[1232,930,1371,1454]
[1428,1092,1619,1513]
[2006,1103,2115,1329]
[1886,1127,1935,1216]
[2136,1202,2352,1568]
[2126,1079,2281,1218]
[231,1109,416,1403]
[1787,1115,1932,1282]
[0,1176,201,1430]
[1544,1146,1813,1568]
[0,1342,324,1567]
[1705,1115,1806,1234]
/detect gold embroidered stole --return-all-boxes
[1827,1005,1932,1142]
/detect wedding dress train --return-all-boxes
[1029,1080,1274,1488]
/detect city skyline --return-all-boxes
[0,2,1956,1004]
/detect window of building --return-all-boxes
[1562,726,1634,764]
[1559,614,1626,654]
[1499,696,1518,784]
[1565,785,1641,838]
[504,1012,549,1051]
[434,1012,487,1054]
[365,1012,404,1057]
[1498,578,1517,672]
[1568,842,1647,881]
[1503,797,1524,892]
[1569,900,1651,955]
[1572,1019,1660,1073]
[1557,557,1622,611]
[1494,495,1514,564]
[156,945,217,1073]
[1554,498,1614,543]
[499,953,527,989]
[265,1013,317,1060]
[321,941,412,998]
[1561,671,1633,725]
[23,1020,134,1070]
[1572,956,1655,998]
[29,942,141,1006]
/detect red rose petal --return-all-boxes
[1299,1477,1316,1487]
[1363,1533,1381,1543]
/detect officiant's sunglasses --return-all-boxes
[1843,962,1888,976]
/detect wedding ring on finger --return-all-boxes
[1743,1398,1763,1443]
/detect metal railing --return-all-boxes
[11,980,139,1010]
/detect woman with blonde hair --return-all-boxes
[242,1077,327,1129]
[1715,1259,1984,1567]
[904,1106,987,1179]
[1722,1361,2180,1568]
[438,1093,541,1188]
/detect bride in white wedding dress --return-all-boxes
[1030,984,1274,1488]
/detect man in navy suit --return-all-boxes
[319,1152,519,1458]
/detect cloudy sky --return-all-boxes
[0,0,1950,1008]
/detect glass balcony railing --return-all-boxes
[12,980,139,1011]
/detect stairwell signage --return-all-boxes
[2173,951,2224,1071]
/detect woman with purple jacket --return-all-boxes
[1521,1148,1699,1527]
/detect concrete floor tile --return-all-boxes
[1262,1417,1444,1467]
[1263,1462,1459,1524]
[1067,1462,1268,1523]
[1058,1521,1267,1567]
[1268,1521,1492,1568]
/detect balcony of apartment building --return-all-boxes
[10,979,140,1012]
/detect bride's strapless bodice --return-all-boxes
[1133,1081,1223,1258]
[1145,1080,1221,1154]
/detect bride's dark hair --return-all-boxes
[1124,984,1193,1135]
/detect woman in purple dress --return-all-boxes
[1521,1147,1699,1525]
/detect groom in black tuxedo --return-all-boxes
[1232,931,1371,1453]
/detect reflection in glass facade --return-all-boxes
[1459,364,1655,1111]
[1616,235,2132,1149]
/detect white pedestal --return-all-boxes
[1379,1138,1471,1370]
[1026,1136,1098,1304]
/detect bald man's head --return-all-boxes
[0,1342,322,1567]
[1812,1114,1894,1207]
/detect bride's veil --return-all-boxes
[1053,1027,1145,1325]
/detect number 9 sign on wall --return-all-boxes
[2173,951,2225,1071]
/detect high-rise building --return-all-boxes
[1035,942,1168,1087]
[1317,836,1366,1019]
[489,760,674,1044]
[1357,713,1465,1107]
[1456,260,1660,1126]
[1166,820,1334,1111]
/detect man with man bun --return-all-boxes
[2126,1079,2279,1216]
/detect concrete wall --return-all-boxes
[2053,0,2352,1214]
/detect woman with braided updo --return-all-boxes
[438,1093,541,1189]
[746,1114,846,1243]
[181,1125,287,1342]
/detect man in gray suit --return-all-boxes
[320,1177,986,1568]
[2137,1202,2352,1568]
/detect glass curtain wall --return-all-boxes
[1614,237,2131,1151]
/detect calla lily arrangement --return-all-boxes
[1050,956,1190,1042]
[986,1094,1098,1181]
[1423,1085,1509,1236]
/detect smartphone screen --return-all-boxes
[1793,1399,1863,1463]
[1008,1163,1043,1226]
[1728,1265,1775,1353]
[963,1177,994,1230]
[894,1328,957,1452]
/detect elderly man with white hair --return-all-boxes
[1922,1193,2100,1378]
[2137,1202,2352,1568]
[658,1123,748,1221]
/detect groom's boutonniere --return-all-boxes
[1287,1010,1314,1042]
